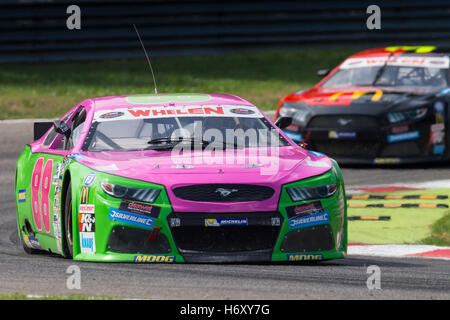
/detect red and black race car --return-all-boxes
[275,46,450,164]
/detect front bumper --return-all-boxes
[71,166,347,263]
[283,113,448,164]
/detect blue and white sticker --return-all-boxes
[440,88,450,95]
[328,131,356,139]
[80,232,96,254]
[433,144,445,155]
[18,189,26,203]
[204,218,248,227]
[283,130,303,142]
[109,208,155,229]
[23,233,41,249]
[387,131,420,143]
[308,150,326,157]
[288,211,329,230]
[83,172,96,186]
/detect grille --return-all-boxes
[380,141,421,157]
[107,226,171,254]
[308,115,379,130]
[313,141,380,158]
[169,212,281,253]
[172,184,275,202]
[281,224,334,252]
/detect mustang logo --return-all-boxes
[215,188,238,197]
[337,118,352,126]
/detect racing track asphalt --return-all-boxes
[0,121,449,299]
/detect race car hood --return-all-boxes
[283,86,437,116]
[73,146,334,212]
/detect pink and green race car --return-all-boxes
[15,93,347,263]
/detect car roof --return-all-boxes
[89,93,255,112]
[349,46,450,58]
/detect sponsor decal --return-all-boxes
[80,186,90,204]
[340,56,449,69]
[282,130,302,142]
[94,105,263,121]
[308,150,326,157]
[440,88,450,95]
[79,213,95,232]
[99,111,124,119]
[109,208,155,229]
[230,108,255,115]
[285,201,324,219]
[288,211,329,229]
[328,130,356,139]
[431,123,445,144]
[134,255,176,263]
[119,200,160,218]
[79,204,95,214]
[23,233,41,250]
[67,153,86,160]
[387,131,419,143]
[53,210,62,253]
[204,218,248,227]
[83,172,96,186]
[391,125,409,134]
[373,158,400,164]
[433,144,445,155]
[80,232,95,254]
[287,254,323,261]
[18,189,26,203]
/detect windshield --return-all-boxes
[83,107,289,152]
[321,55,449,90]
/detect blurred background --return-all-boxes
[1,0,450,118]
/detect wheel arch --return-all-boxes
[61,168,72,257]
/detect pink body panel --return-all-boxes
[29,94,333,212]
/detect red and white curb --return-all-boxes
[348,244,450,261]
[346,179,450,195]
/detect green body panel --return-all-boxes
[15,146,66,255]
[68,162,184,262]
[16,147,347,263]
[272,163,347,261]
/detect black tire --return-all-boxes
[62,183,73,258]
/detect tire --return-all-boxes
[62,183,73,258]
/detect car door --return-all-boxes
[17,106,86,255]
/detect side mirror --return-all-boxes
[274,116,292,129]
[317,69,330,77]
[53,120,71,137]
[33,122,53,141]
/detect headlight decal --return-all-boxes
[101,182,160,203]
[387,107,427,124]
[286,184,337,202]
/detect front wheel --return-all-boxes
[62,183,73,258]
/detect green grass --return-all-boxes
[348,188,450,245]
[421,212,450,246]
[0,47,357,119]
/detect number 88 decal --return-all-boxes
[31,157,53,233]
